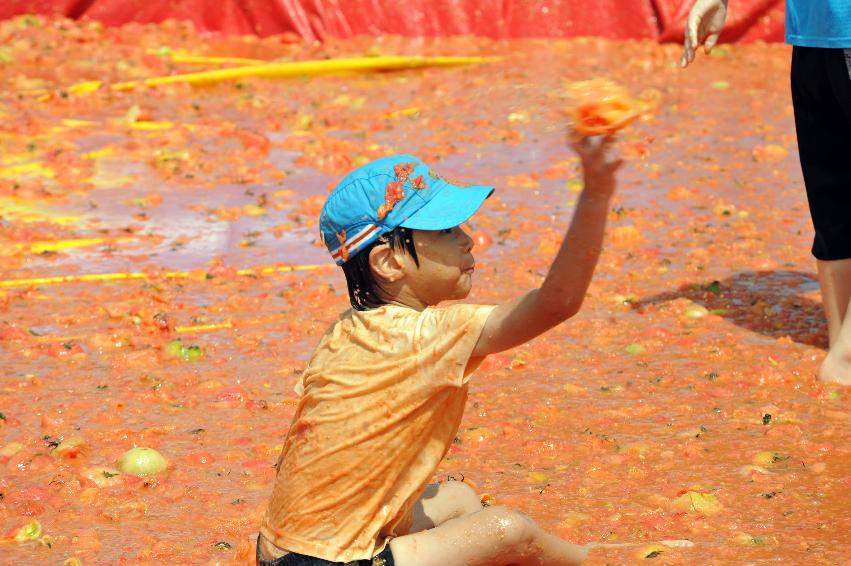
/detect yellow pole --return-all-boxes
[0,263,329,289]
[28,55,499,98]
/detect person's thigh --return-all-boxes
[406,481,483,534]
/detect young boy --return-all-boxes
[258,134,621,566]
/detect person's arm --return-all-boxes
[471,135,621,358]
[681,0,729,67]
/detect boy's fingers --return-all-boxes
[568,133,590,152]
[599,135,619,156]
[567,134,580,151]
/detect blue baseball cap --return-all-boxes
[319,155,493,265]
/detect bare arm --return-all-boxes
[471,135,621,358]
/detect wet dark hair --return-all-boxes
[341,227,418,310]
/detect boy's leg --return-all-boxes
[390,505,588,566]
[407,481,484,533]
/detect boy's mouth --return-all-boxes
[462,263,476,274]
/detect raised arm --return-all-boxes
[681,0,729,67]
[471,135,621,358]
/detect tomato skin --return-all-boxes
[185,451,216,465]
[14,500,46,517]
[217,386,247,402]
[471,231,493,251]
[47,342,86,359]
[0,326,29,341]
[564,79,640,137]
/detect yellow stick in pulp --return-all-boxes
[0,263,329,288]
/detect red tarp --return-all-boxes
[0,0,786,42]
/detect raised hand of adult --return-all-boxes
[681,0,729,67]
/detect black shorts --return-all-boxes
[256,537,396,566]
[791,46,851,261]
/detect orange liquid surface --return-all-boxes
[0,16,848,566]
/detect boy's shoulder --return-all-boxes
[329,303,494,340]
[342,302,492,322]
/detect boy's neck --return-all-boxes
[379,285,430,312]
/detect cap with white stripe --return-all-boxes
[319,155,493,265]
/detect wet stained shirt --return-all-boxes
[261,303,495,561]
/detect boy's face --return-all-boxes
[401,226,476,306]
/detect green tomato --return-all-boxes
[685,305,709,319]
[15,519,42,542]
[117,447,168,476]
[182,345,203,360]
[165,340,184,358]
[625,343,645,355]
[165,340,203,360]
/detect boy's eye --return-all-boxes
[441,228,453,234]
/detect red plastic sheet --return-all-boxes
[655,0,785,43]
[0,0,786,42]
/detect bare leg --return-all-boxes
[390,505,589,566]
[817,259,851,385]
[817,259,851,344]
[407,481,484,533]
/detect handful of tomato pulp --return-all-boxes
[564,79,645,137]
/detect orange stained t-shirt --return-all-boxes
[261,303,495,562]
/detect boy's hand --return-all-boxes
[471,133,622,360]
[571,135,622,198]
[681,0,728,68]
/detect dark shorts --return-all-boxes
[256,537,395,566]
[791,46,851,261]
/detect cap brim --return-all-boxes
[399,183,493,230]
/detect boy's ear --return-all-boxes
[368,243,405,283]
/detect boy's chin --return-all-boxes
[427,281,472,304]
[454,283,473,300]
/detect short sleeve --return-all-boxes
[413,303,496,387]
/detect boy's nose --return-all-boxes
[460,228,474,252]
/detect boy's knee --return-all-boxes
[443,480,482,514]
[485,506,536,551]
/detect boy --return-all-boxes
[259,134,621,565]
